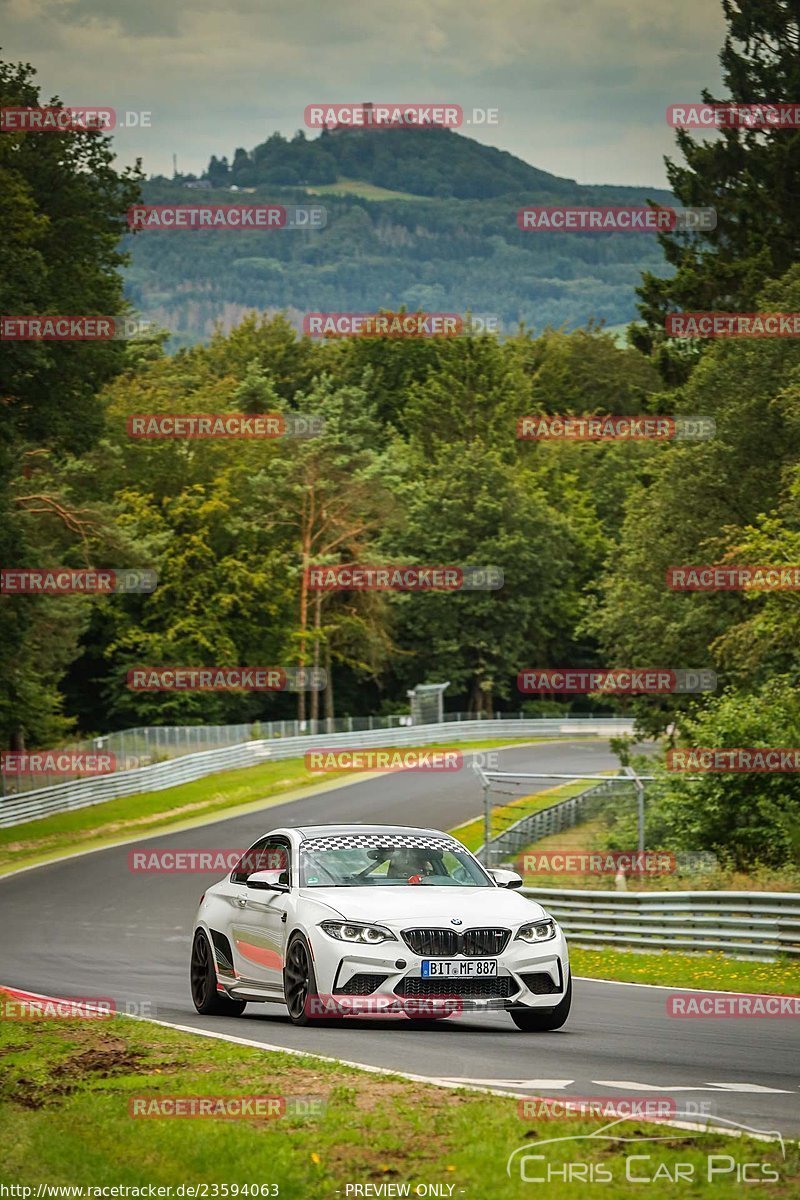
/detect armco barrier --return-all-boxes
[524,887,800,960]
[0,718,633,828]
[0,741,273,828]
[4,711,632,795]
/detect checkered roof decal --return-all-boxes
[300,833,453,852]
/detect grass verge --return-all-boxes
[571,946,800,995]
[0,737,550,876]
[0,1004,795,1196]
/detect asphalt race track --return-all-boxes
[1,740,797,1139]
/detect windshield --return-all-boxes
[299,835,491,888]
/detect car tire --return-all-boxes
[190,929,246,1016]
[284,933,324,1026]
[510,975,572,1031]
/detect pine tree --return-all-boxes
[634,1,800,371]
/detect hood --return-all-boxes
[300,885,548,926]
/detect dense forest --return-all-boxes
[2,0,800,869]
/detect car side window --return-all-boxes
[231,838,290,884]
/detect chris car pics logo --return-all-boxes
[507,1116,785,1184]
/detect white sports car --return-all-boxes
[190,823,571,1031]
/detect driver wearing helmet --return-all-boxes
[386,847,437,879]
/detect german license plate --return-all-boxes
[420,959,498,978]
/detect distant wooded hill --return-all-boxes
[125,125,675,347]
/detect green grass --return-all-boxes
[451,778,603,853]
[1,1005,794,1196]
[0,737,551,876]
[571,946,800,995]
[305,178,424,201]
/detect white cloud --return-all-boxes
[2,0,727,184]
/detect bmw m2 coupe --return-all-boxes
[190,823,571,1031]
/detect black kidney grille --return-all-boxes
[461,928,510,956]
[402,927,509,957]
[402,928,459,956]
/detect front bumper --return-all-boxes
[314,929,570,1014]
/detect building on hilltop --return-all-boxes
[326,101,447,134]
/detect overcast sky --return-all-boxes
[4,0,727,187]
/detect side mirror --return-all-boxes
[246,868,290,891]
[488,868,524,890]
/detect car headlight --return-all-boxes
[515,918,558,943]
[320,921,397,945]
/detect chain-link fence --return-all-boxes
[476,777,623,862]
[2,709,555,795]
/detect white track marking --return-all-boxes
[438,1078,574,1089]
[704,1082,794,1093]
[595,1080,792,1094]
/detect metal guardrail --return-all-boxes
[4,710,624,794]
[0,718,634,828]
[0,741,273,828]
[523,887,800,960]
